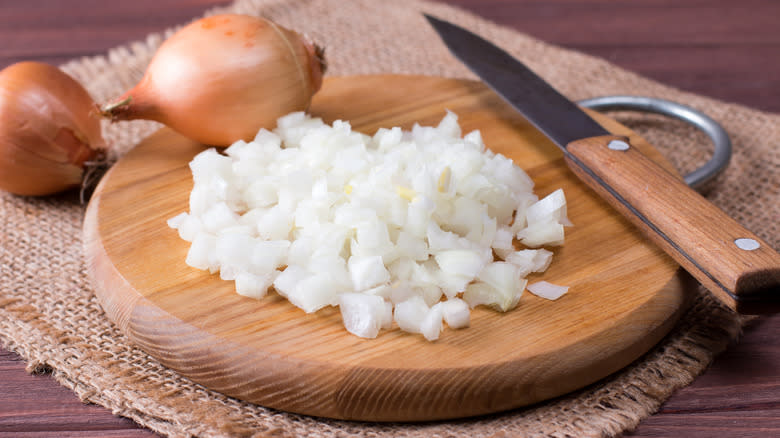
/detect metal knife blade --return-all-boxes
[426,14,780,314]
[424,14,608,151]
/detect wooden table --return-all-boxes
[1,1,778,436]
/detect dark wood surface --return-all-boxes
[1,1,778,437]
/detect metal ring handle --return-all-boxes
[578,95,732,190]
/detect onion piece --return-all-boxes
[394,295,429,334]
[525,188,572,227]
[441,298,470,329]
[421,303,444,341]
[339,293,387,339]
[527,281,570,300]
[505,249,553,277]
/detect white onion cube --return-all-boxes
[185,232,217,271]
[434,249,487,279]
[250,240,290,275]
[441,298,470,329]
[421,303,444,341]
[167,212,188,229]
[394,295,429,334]
[235,271,276,299]
[525,188,571,226]
[348,255,391,291]
[272,265,308,299]
[286,272,341,313]
[517,222,565,247]
[339,293,387,338]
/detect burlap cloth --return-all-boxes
[1,0,777,436]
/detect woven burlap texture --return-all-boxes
[1,0,776,436]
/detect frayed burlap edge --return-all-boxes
[2,0,775,436]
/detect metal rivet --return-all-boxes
[734,238,760,251]
[608,140,630,151]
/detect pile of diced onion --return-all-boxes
[168,111,571,341]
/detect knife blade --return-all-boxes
[426,14,780,314]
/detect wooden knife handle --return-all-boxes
[565,135,780,314]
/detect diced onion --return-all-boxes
[339,293,387,338]
[527,281,570,300]
[169,111,570,341]
[394,295,429,334]
[421,302,444,341]
[441,298,470,329]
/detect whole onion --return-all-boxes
[0,61,105,196]
[101,14,326,146]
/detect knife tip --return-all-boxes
[423,13,444,26]
[423,13,456,37]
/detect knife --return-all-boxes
[425,15,780,314]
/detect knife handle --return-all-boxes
[565,135,780,314]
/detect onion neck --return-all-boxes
[100,88,160,122]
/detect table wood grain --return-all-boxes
[1,1,778,436]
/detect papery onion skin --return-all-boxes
[0,62,105,196]
[101,14,326,147]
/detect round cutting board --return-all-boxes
[84,75,692,422]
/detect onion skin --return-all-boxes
[0,62,105,196]
[102,14,326,147]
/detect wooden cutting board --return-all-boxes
[83,75,692,422]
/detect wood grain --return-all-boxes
[83,75,690,421]
[441,0,780,113]
[2,1,779,436]
[565,135,780,313]
[0,351,149,437]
